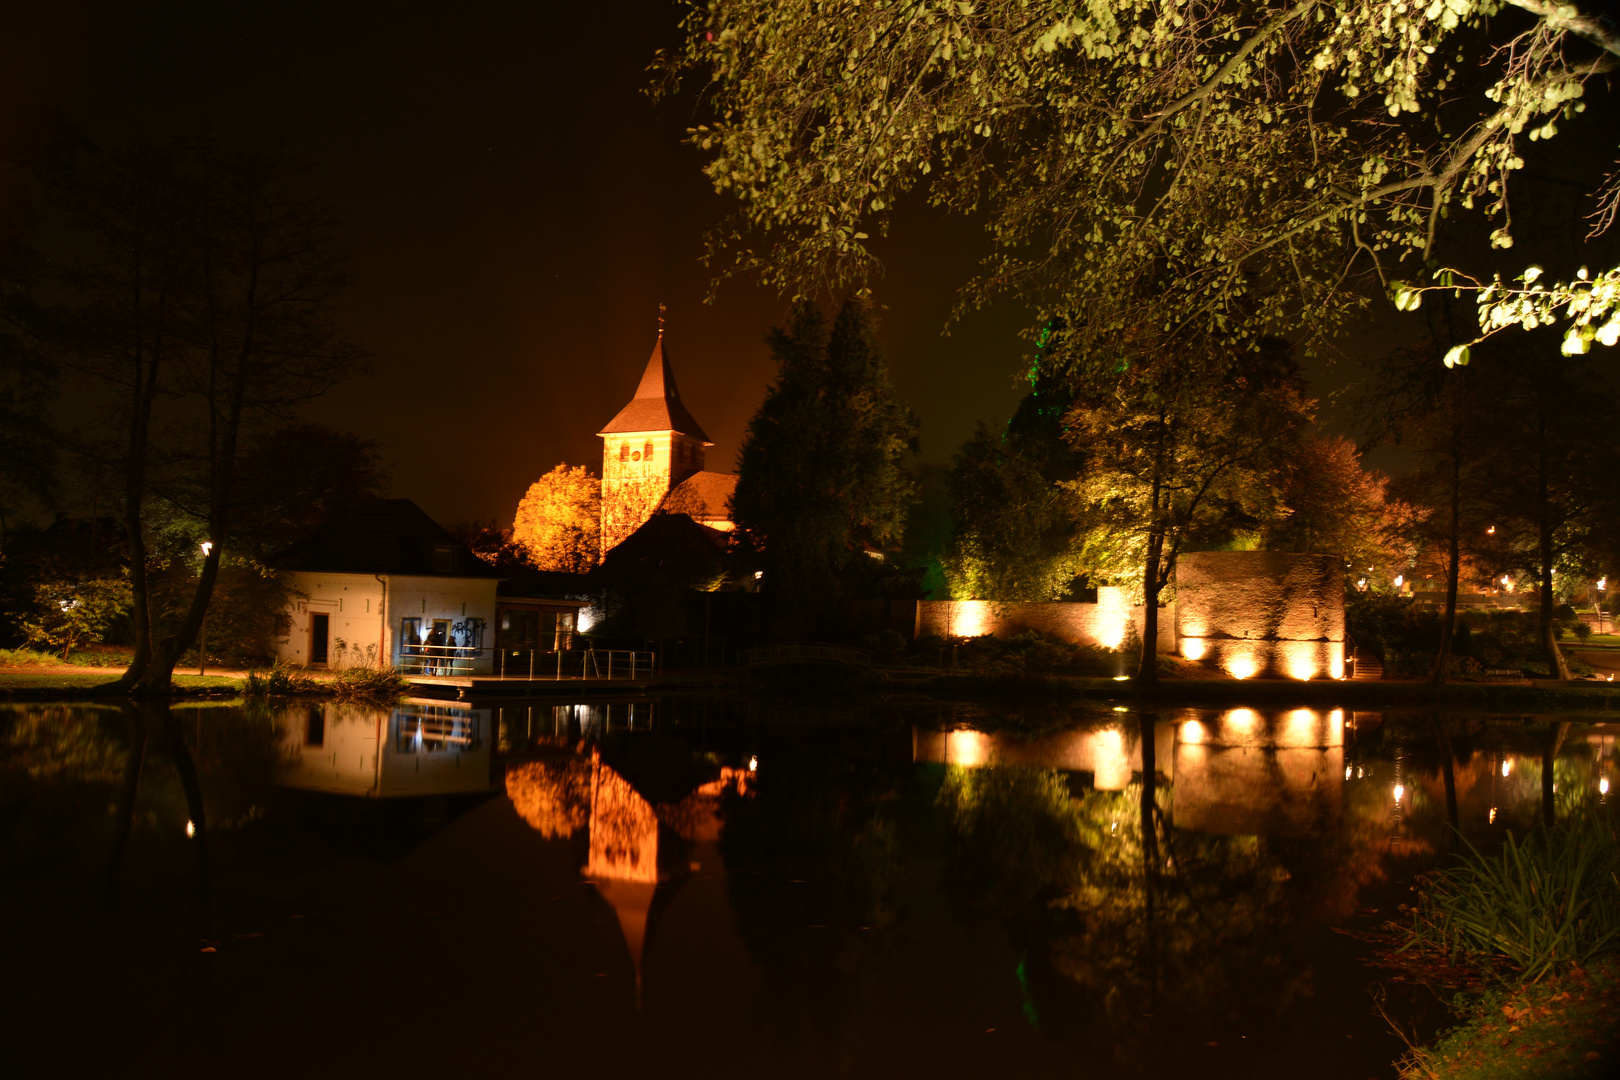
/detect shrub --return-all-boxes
[243,663,320,696]
[329,666,408,703]
[1404,817,1620,982]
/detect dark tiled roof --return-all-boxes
[270,498,502,578]
[598,335,712,441]
[659,471,737,522]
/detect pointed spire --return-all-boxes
[597,316,713,442]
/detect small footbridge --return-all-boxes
[737,642,872,669]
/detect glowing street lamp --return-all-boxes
[198,541,214,676]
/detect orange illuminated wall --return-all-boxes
[914,588,1177,652]
[1175,552,1345,680]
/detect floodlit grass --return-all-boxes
[1405,818,1620,982]
[0,670,243,692]
[1398,957,1620,1079]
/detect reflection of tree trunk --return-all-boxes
[154,703,211,986]
[1138,713,1159,867]
[1137,712,1160,1019]
[1541,722,1568,827]
[1433,716,1459,848]
[98,707,149,1022]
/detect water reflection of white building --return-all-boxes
[912,708,1346,837]
[278,700,493,797]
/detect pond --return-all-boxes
[1,695,1612,1078]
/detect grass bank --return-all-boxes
[1398,958,1620,1079]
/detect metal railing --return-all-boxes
[584,649,656,680]
[398,644,489,676]
[487,648,658,680]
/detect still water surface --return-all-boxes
[2,696,1611,1078]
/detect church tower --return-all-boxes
[597,323,714,554]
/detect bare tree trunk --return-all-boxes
[1534,422,1572,680]
[1429,403,1462,684]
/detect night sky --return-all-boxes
[9,2,1614,530]
[2,0,1036,527]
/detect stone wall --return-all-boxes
[1174,551,1344,680]
[914,587,1178,653]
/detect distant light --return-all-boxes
[199,540,213,556]
[185,820,196,838]
[1394,575,1403,588]
[1112,675,1130,682]
[748,755,758,772]
[1486,525,1495,535]
[1489,807,1497,824]
[753,571,763,580]
[1393,784,1405,803]
[1599,577,1608,590]
[1502,760,1512,778]
[1112,706,1129,713]
[1344,766,1352,781]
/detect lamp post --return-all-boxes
[198,541,213,676]
[1598,576,1609,634]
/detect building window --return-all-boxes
[430,546,455,573]
[631,450,641,461]
[619,443,629,462]
[644,441,654,462]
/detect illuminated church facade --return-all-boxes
[597,327,737,554]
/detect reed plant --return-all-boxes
[328,665,408,703]
[1405,816,1620,982]
[243,663,320,696]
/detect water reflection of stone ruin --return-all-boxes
[505,751,751,987]
[913,708,1348,837]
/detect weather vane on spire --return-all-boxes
[658,303,666,337]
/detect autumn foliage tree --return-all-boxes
[662,0,1620,368]
[513,463,601,573]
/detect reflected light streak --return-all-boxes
[1227,708,1260,730]
[185,820,196,838]
[1489,807,1497,823]
[1345,766,1353,781]
[1181,721,1206,745]
[1603,777,1611,796]
[1503,760,1512,778]
[1393,783,1405,803]
[749,755,758,773]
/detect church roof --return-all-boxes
[659,471,737,523]
[598,334,712,442]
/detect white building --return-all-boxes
[271,499,503,674]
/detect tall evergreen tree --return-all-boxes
[732,298,918,624]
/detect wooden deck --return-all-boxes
[403,674,657,698]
